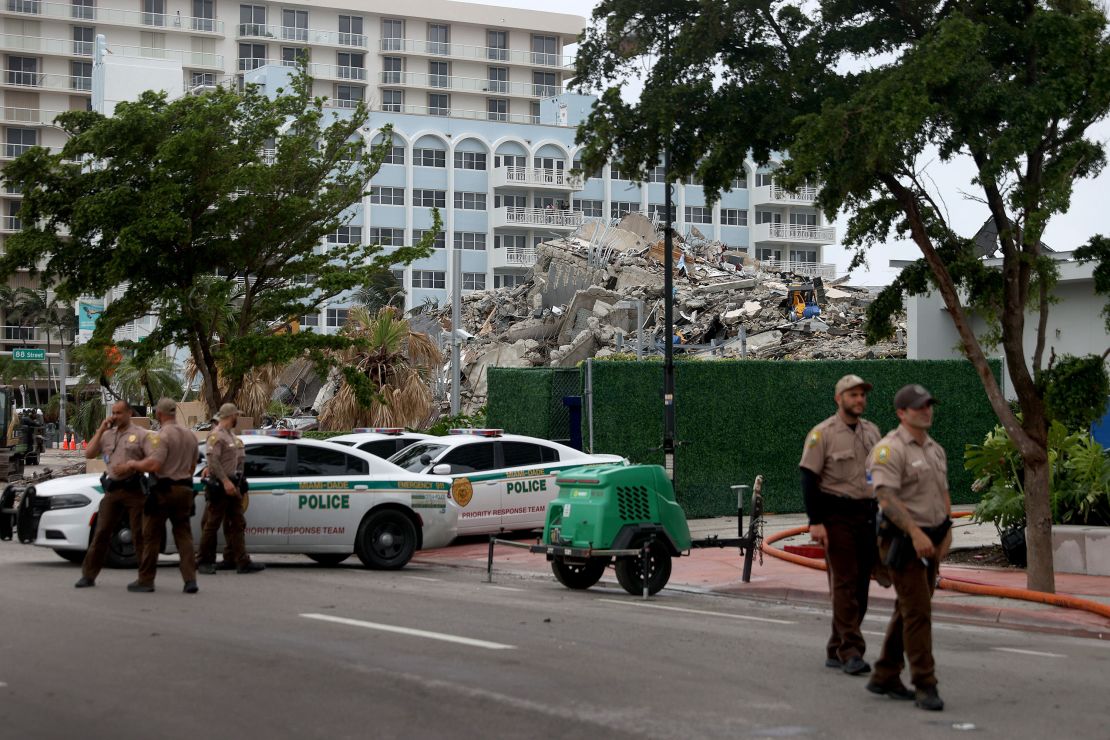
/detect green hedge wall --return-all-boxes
[589,359,1001,516]
[487,367,582,442]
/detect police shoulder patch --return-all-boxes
[150,435,160,446]
[207,434,219,446]
[874,445,891,464]
[806,430,821,448]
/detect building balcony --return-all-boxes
[0,34,94,57]
[110,44,223,69]
[0,215,21,232]
[492,166,583,191]
[378,38,573,70]
[757,259,838,279]
[379,71,563,100]
[749,183,821,208]
[489,245,537,269]
[751,222,836,245]
[0,69,90,93]
[365,102,540,125]
[1,1,224,35]
[280,26,368,49]
[491,206,583,230]
[1,107,64,125]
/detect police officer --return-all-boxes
[74,400,150,588]
[197,403,264,575]
[865,384,952,711]
[799,374,881,675]
[116,398,200,594]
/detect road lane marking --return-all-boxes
[863,630,887,637]
[597,598,796,624]
[487,585,523,592]
[300,613,515,650]
[992,647,1065,658]
[405,575,441,582]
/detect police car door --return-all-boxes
[499,440,561,530]
[287,444,369,547]
[236,443,292,547]
[437,441,502,535]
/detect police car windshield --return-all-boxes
[389,442,448,472]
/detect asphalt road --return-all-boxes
[1,544,1107,740]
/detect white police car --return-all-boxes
[327,428,434,459]
[8,430,458,570]
[388,429,626,536]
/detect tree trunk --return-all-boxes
[1023,454,1055,593]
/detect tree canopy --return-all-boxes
[575,0,1110,592]
[2,66,437,413]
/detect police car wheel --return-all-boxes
[306,553,351,566]
[355,510,417,570]
[54,548,86,564]
[105,522,138,569]
[551,556,610,590]
[614,541,672,596]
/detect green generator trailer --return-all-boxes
[486,463,763,597]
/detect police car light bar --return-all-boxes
[353,427,404,435]
[260,429,303,439]
[448,428,503,437]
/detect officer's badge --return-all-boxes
[451,477,474,507]
[128,434,137,443]
[875,445,890,464]
[806,431,821,448]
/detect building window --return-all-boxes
[382,146,404,165]
[495,193,526,209]
[789,249,818,263]
[72,26,94,56]
[327,226,362,245]
[731,175,747,190]
[390,269,404,284]
[414,189,446,208]
[685,206,712,224]
[647,165,667,183]
[756,248,781,261]
[755,171,775,187]
[142,0,166,26]
[6,56,39,87]
[70,60,92,91]
[5,128,36,158]
[412,270,446,289]
[487,66,508,94]
[281,9,308,41]
[72,0,95,21]
[382,19,404,50]
[239,4,267,36]
[413,148,446,168]
[368,227,403,246]
[487,30,507,60]
[191,71,216,87]
[338,15,364,46]
[428,93,449,116]
[427,23,449,55]
[192,0,215,31]
[755,210,779,225]
[334,84,364,108]
[281,46,308,67]
[610,201,638,219]
[238,43,267,71]
[369,186,404,206]
[532,70,557,98]
[453,192,486,211]
[382,89,403,112]
[790,212,818,227]
[300,312,320,327]
[495,233,527,250]
[337,51,365,80]
[609,166,630,181]
[382,56,402,84]
[487,98,508,122]
[530,101,540,122]
[414,230,445,249]
[574,199,602,218]
[326,308,349,328]
[531,34,557,66]
[454,232,486,251]
[462,272,486,291]
[721,208,747,226]
[428,60,449,88]
[494,273,528,289]
[453,151,486,170]
[648,204,673,222]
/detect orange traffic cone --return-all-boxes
[63,433,71,450]
[81,438,87,450]
[66,433,74,451]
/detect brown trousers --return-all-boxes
[81,486,145,580]
[871,543,939,689]
[197,491,250,567]
[824,505,878,662]
[136,484,197,586]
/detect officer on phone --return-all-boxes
[115,398,200,594]
[865,384,952,711]
[74,400,150,588]
[196,403,264,575]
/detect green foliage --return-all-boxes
[1042,354,1110,431]
[487,368,580,441]
[425,407,488,437]
[490,360,999,515]
[70,396,104,441]
[302,430,347,440]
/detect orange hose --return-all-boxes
[761,521,1110,622]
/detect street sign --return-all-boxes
[12,348,45,361]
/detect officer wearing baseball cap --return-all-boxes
[799,374,881,675]
[865,384,952,711]
[197,403,264,575]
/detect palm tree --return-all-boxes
[353,268,405,313]
[14,288,74,394]
[110,352,183,408]
[318,306,441,430]
[0,356,46,407]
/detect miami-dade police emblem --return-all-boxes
[451,477,474,507]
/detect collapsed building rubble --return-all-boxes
[434,213,907,411]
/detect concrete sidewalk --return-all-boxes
[413,507,1110,640]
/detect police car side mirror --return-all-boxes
[432,463,451,476]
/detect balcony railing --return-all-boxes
[378,71,563,98]
[2,143,34,158]
[493,166,583,190]
[2,107,64,124]
[102,44,223,68]
[238,22,275,39]
[0,34,93,56]
[752,222,836,244]
[0,215,21,232]
[1,0,224,33]
[366,102,541,125]
[493,206,584,229]
[758,259,837,279]
[378,38,573,69]
[501,246,536,266]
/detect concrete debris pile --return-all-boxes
[435,213,906,411]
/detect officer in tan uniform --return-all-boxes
[799,374,882,676]
[75,400,150,588]
[865,384,952,711]
[115,398,200,594]
[197,403,264,575]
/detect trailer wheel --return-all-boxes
[615,541,672,596]
[551,556,610,589]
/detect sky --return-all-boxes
[487,0,1110,286]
